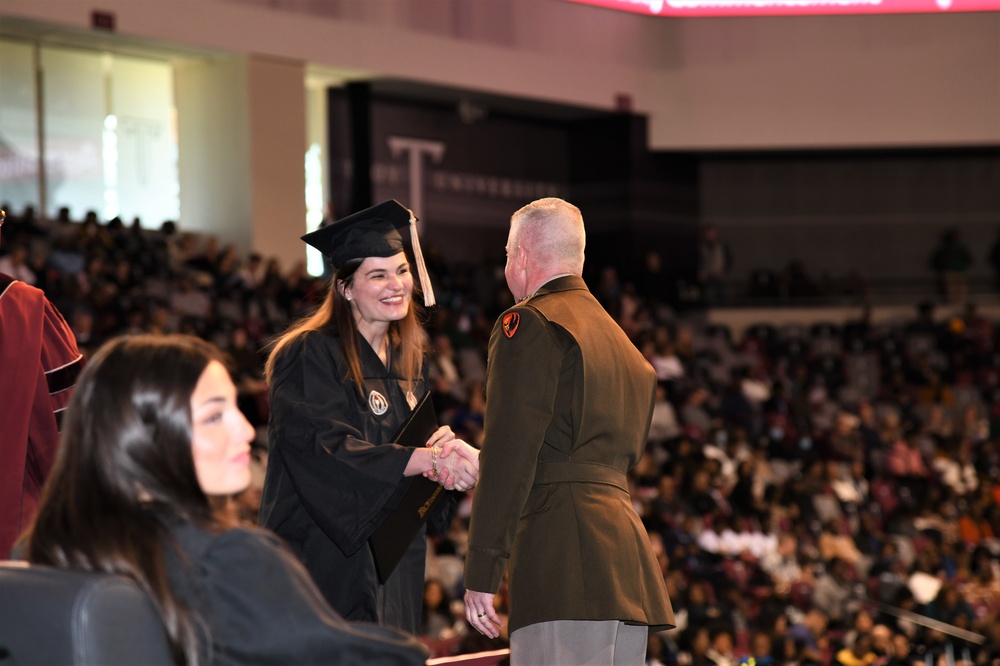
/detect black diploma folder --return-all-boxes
[370,391,445,583]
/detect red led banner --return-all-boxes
[568,0,1000,16]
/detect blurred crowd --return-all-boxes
[2,205,999,666]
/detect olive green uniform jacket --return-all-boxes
[465,275,675,634]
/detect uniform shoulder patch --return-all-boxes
[502,311,520,338]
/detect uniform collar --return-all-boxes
[527,274,587,300]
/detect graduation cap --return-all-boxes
[302,200,436,307]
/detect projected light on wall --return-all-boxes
[102,114,120,221]
[567,0,999,16]
[304,143,326,277]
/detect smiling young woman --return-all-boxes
[261,200,480,634]
[340,253,414,365]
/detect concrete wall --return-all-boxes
[4,0,998,151]
[174,56,253,248]
[650,15,1000,149]
[246,55,306,269]
[174,54,306,265]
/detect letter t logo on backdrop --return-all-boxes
[387,136,446,227]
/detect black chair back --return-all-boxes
[0,562,172,665]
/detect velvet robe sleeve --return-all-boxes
[0,278,82,558]
[266,331,415,556]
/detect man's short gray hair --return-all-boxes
[510,198,585,274]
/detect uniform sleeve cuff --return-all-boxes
[464,546,508,594]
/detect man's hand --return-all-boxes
[464,589,502,638]
[437,454,478,492]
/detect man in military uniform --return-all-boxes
[463,198,674,664]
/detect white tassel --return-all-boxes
[408,214,436,307]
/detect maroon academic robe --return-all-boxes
[0,275,83,557]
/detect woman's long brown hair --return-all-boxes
[264,257,428,395]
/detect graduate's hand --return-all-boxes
[465,589,502,639]
[424,425,456,449]
[406,426,458,480]
[426,440,479,491]
[421,426,456,484]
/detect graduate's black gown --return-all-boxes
[260,325,453,634]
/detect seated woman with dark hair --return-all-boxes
[21,334,427,666]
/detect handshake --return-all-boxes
[422,426,480,493]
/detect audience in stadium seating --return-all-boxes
[2,205,999,664]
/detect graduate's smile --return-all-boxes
[346,253,414,327]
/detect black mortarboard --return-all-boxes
[301,200,436,306]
